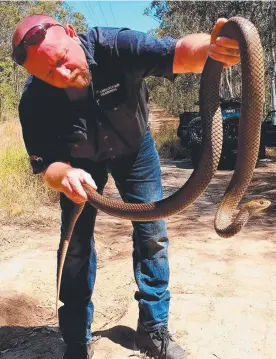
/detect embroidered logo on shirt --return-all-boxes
[98,83,120,97]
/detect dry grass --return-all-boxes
[0,119,58,223]
[266,147,276,158]
[151,122,186,159]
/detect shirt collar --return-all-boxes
[77,30,98,98]
[77,30,97,67]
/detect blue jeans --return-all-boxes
[58,129,170,345]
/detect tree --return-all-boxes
[146,1,276,115]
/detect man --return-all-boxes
[12,14,239,359]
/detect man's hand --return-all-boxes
[43,162,97,203]
[60,168,97,203]
[173,18,240,74]
[208,18,240,68]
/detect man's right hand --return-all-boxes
[43,162,97,203]
[60,168,97,203]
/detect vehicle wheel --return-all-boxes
[188,117,202,145]
[218,153,237,170]
[258,142,266,159]
[191,146,201,169]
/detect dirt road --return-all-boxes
[1,107,276,359]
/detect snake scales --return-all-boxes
[56,17,271,315]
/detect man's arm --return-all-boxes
[43,162,97,203]
[173,18,240,74]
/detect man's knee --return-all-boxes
[134,219,167,239]
[134,220,168,258]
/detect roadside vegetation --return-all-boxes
[0,119,58,223]
[151,122,184,159]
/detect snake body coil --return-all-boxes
[56,17,270,315]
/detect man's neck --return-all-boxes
[65,86,89,101]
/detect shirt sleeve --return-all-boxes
[18,80,71,174]
[115,29,177,81]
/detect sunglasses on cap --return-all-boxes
[12,23,64,66]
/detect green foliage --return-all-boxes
[0,58,18,118]
[0,82,18,119]
[146,74,201,115]
[146,1,276,116]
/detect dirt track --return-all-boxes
[1,106,276,359]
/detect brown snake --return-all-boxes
[56,17,271,315]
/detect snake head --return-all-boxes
[245,199,271,214]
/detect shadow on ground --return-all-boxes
[0,325,64,358]
[93,325,135,350]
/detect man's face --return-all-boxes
[23,25,91,89]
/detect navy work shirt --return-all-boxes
[19,27,177,174]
